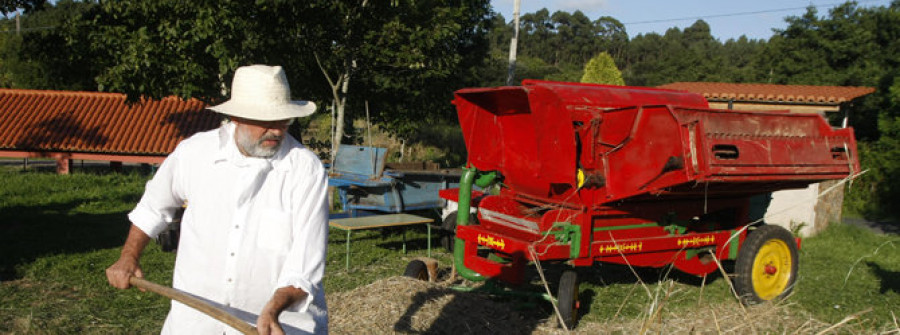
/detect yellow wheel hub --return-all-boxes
[751,239,793,300]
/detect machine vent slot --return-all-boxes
[831,147,848,160]
[712,144,739,160]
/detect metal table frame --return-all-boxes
[329,213,433,270]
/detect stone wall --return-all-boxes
[813,179,845,235]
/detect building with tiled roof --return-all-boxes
[659,82,874,116]
[658,82,875,237]
[0,89,220,173]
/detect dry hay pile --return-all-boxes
[548,302,836,334]
[328,277,884,334]
[328,276,537,334]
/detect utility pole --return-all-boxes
[505,0,520,86]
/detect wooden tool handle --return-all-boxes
[129,277,259,335]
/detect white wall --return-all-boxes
[763,184,820,237]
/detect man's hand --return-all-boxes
[257,286,308,335]
[257,311,285,335]
[106,255,143,289]
[106,224,151,289]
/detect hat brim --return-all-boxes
[208,100,316,121]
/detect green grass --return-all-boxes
[795,223,900,326]
[562,223,900,330]
[0,165,168,333]
[0,166,146,280]
[1,166,899,333]
[0,165,449,333]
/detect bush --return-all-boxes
[844,116,900,220]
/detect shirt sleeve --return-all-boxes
[128,145,188,238]
[276,157,329,312]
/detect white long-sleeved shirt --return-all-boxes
[129,122,329,335]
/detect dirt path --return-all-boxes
[843,217,900,234]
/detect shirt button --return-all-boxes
[234,225,239,229]
[230,252,235,257]
[227,278,232,283]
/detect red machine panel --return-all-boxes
[454,80,859,205]
[454,80,710,201]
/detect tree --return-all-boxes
[0,0,44,15]
[493,8,627,84]
[301,1,491,160]
[0,0,98,90]
[620,20,759,86]
[759,1,900,220]
[473,13,511,87]
[759,2,900,140]
[550,10,598,65]
[57,0,490,163]
[593,16,627,61]
[580,52,624,85]
[720,36,767,83]
[84,0,286,102]
[519,8,553,61]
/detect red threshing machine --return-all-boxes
[435,80,860,328]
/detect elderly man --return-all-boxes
[106,65,329,335]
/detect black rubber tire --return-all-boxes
[734,225,799,305]
[403,260,429,281]
[440,212,458,252]
[440,211,475,252]
[157,225,179,253]
[557,270,579,329]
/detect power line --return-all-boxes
[624,0,887,25]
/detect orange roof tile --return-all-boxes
[0,89,220,156]
[657,82,874,105]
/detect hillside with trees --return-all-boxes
[1,0,898,219]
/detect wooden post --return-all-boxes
[55,154,71,175]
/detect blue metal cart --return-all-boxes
[327,145,462,269]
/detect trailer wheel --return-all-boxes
[440,211,475,252]
[157,226,179,252]
[734,225,798,305]
[557,270,580,329]
[403,260,429,281]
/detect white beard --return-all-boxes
[235,128,282,158]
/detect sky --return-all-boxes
[490,0,895,41]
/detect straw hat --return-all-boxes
[208,65,316,121]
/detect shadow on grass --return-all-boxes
[866,261,900,294]
[13,162,155,175]
[843,217,900,235]
[374,226,436,252]
[393,285,549,334]
[0,200,131,281]
[578,261,731,287]
[396,257,735,332]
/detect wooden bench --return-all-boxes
[329,213,434,270]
